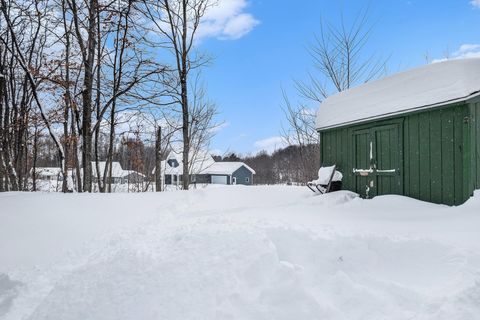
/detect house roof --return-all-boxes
[91,162,125,178]
[163,150,216,175]
[204,162,256,175]
[160,151,256,176]
[123,170,146,178]
[34,162,143,179]
[315,58,480,130]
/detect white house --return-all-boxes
[91,161,145,184]
[33,162,145,185]
[31,167,63,181]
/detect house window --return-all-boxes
[245,177,250,183]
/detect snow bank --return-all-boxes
[1,187,480,319]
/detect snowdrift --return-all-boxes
[1,187,480,320]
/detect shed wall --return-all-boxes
[320,103,473,205]
[470,100,480,190]
[402,104,468,205]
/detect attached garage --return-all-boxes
[316,58,480,205]
[211,175,228,185]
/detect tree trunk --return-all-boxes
[62,98,70,193]
[2,58,17,191]
[155,126,162,192]
[16,83,28,190]
[68,106,82,192]
[0,151,4,192]
[106,127,114,193]
[62,0,72,193]
[104,101,115,193]
[2,97,18,191]
[81,0,97,193]
[181,0,189,190]
[94,6,104,193]
[181,86,189,190]
[0,48,5,192]
[32,127,38,191]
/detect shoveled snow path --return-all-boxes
[1,186,480,320]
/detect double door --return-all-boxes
[353,123,403,198]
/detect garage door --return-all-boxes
[211,175,228,184]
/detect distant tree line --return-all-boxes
[215,144,319,185]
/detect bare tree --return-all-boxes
[0,0,209,193]
[296,9,386,103]
[187,75,217,175]
[281,91,319,182]
[0,0,66,191]
[142,0,213,190]
[282,8,387,181]
[56,0,166,193]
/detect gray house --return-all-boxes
[162,151,255,186]
[203,162,256,185]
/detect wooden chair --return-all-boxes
[307,164,338,194]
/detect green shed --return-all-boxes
[316,58,480,206]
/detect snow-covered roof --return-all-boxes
[160,151,256,176]
[123,170,146,178]
[35,162,143,179]
[91,162,125,178]
[316,58,480,130]
[31,167,62,177]
[163,150,216,175]
[204,162,256,175]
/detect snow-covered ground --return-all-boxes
[1,186,479,320]
[31,179,153,193]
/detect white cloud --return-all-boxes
[253,136,287,154]
[471,0,480,8]
[455,44,480,58]
[197,0,259,41]
[221,13,258,40]
[432,43,480,63]
[209,121,230,133]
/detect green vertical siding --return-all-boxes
[418,112,431,200]
[477,102,480,188]
[454,106,465,204]
[404,105,467,205]
[441,108,455,205]
[320,102,474,206]
[320,127,352,191]
[429,110,443,203]
[408,114,420,199]
[471,101,480,189]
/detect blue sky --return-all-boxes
[197,0,480,156]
